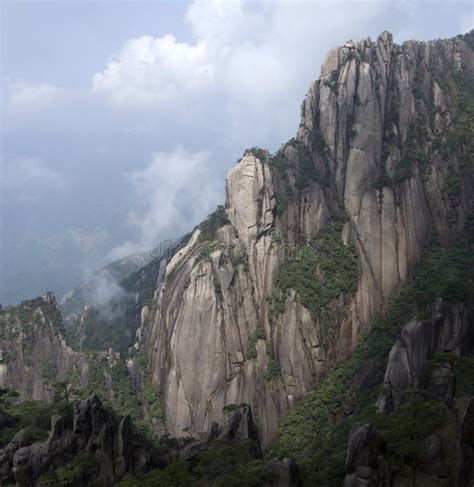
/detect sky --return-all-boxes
[1,0,473,305]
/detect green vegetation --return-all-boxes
[263,357,282,382]
[246,327,266,360]
[222,403,246,413]
[200,206,230,242]
[80,353,143,429]
[394,114,430,184]
[117,440,272,487]
[66,308,129,353]
[193,440,270,486]
[245,330,282,381]
[269,150,294,216]
[65,256,166,355]
[0,394,73,448]
[277,229,474,486]
[443,66,474,197]
[39,454,98,487]
[379,40,473,191]
[0,298,66,366]
[129,350,166,437]
[144,384,165,422]
[297,145,320,189]
[41,362,57,384]
[245,147,268,162]
[268,137,329,217]
[312,129,327,156]
[140,461,195,487]
[381,392,447,484]
[271,219,358,325]
[426,352,474,398]
[230,248,249,272]
[295,143,328,190]
[0,297,65,337]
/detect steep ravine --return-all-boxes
[133,31,473,448]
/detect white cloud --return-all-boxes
[86,273,128,309]
[2,157,66,200]
[7,81,64,108]
[108,148,221,260]
[92,0,387,142]
[92,34,215,108]
[95,0,392,262]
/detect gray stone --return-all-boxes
[266,457,302,487]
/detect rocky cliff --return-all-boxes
[60,241,181,355]
[1,29,472,487]
[133,31,474,446]
[0,394,162,486]
[0,293,89,401]
[0,293,143,429]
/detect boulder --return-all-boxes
[458,398,474,486]
[218,404,260,443]
[266,457,302,487]
[343,423,390,487]
[376,301,473,414]
[0,395,160,486]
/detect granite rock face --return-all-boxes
[135,32,474,444]
[0,395,160,486]
[459,398,474,486]
[0,293,89,401]
[343,423,390,487]
[0,293,129,409]
[376,299,474,413]
[267,457,302,487]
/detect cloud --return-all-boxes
[7,80,64,108]
[2,157,66,201]
[85,273,128,309]
[95,0,391,262]
[108,148,221,260]
[92,34,215,108]
[91,0,388,143]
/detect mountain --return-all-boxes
[59,251,156,320]
[133,30,474,445]
[0,394,162,486]
[59,241,181,355]
[0,293,141,419]
[1,30,473,486]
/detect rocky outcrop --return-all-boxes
[137,31,474,445]
[376,299,474,413]
[178,403,261,462]
[267,458,302,487]
[0,294,133,410]
[458,398,474,486]
[63,249,177,354]
[218,404,260,444]
[343,423,390,487]
[0,293,89,401]
[0,395,161,486]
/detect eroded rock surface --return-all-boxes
[0,395,161,486]
[136,32,474,445]
[376,299,474,413]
